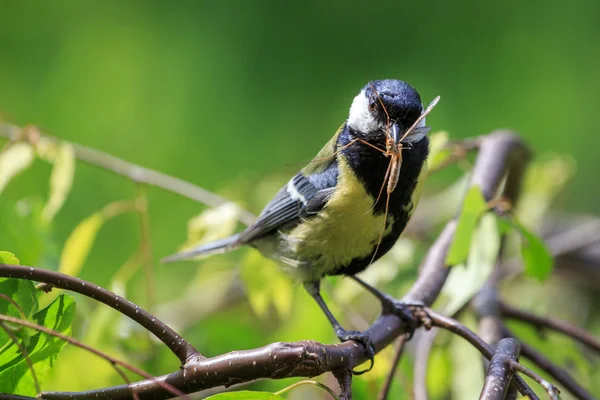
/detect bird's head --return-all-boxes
[347,79,427,145]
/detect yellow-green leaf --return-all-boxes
[42,142,75,222]
[427,131,451,172]
[0,294,75,395]
[240,250,293,319]
[0,142,35,194]
[58,213,105,277]
[442,212,499,315]
[517,154,575,228]
[180,202,242,256]
[205,391,285,400]
[515,220,554,280]
[0,251,19,265]
[35,136,59,162]
[446,185,487,266]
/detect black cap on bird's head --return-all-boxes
[347,79,426,145]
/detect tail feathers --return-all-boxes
[161,234,242,264]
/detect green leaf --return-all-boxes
[450,313,485,400]
[58,212,105,277]
[427,131,451,172]
[205,391,285,400]
[0,294,76,395]
[442,212,500,315]
[240,250,293,319]
[427,344,452,399]
[446,185,488,266]
[513,220,554,280]
[0,198,56,267]
[0,251,20,265]
[179,202,242,257]
[0,142,35,194]
[42,142,75,222]
[0,277,39,352]
[517,154,575,228]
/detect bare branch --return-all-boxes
[0,123,256,226]
[413,329,438,400]
[377,335,408,400]
[500,302,600,353]
[333,370,353,400]
[113,365,141,400]
[504,328,596,400]
[0,294,27,320]
[273,380,340,399]
[509,362,560,400]
[479,338,521,400]
[0,264,200,364]
[34,130,533,399]
[135,185,156,311]
[426,310,539,399]
[0,314,186,399]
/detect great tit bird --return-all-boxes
[163,79,435,367]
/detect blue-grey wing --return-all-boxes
[239,169,337,243]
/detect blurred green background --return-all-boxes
[1,0,599,398]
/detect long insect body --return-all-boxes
[306,85,439,268]
[365,92,440,267]
[384,95,440,197]
[387,148,402,195]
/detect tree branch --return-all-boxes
[377,335,408,400]
[0,314,186,399]
[0,123,257,226]
[426,310,539,399]
[479,338,521,400]
[5,130,535,399]
[503,328,596,400]
[413,329,438,400]
[0,264,200,364]
[500,302,600,353]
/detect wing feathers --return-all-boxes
[240,173,318,242]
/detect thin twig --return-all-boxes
[509,361,560,400]
[377,335,408,400]
[274,380,340,400]
[427,138,481,174]
[500,302,600,353]
[0,321,41,394]
[0,294,27,320]
[0,122,257,226]
[0,314,186,399]
[0,264,200,363]
[135,185,156,312]
[413,329,438,400]
[8,131,534,399]
[504,327,596,400]
[113,365,141,400]
[427,310,540,399]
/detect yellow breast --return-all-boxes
[286,157,392,281]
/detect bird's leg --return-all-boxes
[303,281,375,374]
[350,276,426,338]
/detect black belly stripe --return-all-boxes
[326,126,429,277]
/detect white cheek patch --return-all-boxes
[347,90,379,133]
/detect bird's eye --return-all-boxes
[368,100,377,112]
